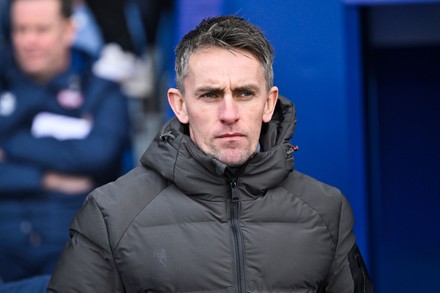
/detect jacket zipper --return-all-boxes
[229,179,246,293]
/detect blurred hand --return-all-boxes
[43,172,94,195]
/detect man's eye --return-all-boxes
[201,92,217,98]
[37,27,48,33]
[238,91,254,99]
[242,91,254,97]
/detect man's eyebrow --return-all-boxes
[194,86,224,95]
[194,84,260,95]
[232,85,260,93]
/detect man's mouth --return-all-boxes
[216,133,244,140]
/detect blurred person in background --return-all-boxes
[0,0,130,282]
[83,0,174,99]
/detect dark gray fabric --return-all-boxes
[48,96,372,292]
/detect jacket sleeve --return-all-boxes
[0,162,42,195]
[322,196,374,293]
[47,193,124,292]
[2,80,130,178]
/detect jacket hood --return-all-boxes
[140,96,297,200]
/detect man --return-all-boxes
[0,0,129,282]
[48,16,374,292]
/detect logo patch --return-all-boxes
[0,92,16,116]
[57,89,84,110]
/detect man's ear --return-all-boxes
[168,88,189,124]
[262,86,279,123]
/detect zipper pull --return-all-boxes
[230,180,239,202]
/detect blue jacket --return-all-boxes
[0,46,130,197]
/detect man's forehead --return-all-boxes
[12,0,62,16]
[187,47,262,75]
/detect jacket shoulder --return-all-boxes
[83,166,168,248]
[282,170,353,245]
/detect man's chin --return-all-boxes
[214,151,253,167]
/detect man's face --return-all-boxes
[169,46,278,166]
[11,0,74,80]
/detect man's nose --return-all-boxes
[219,96,239,124]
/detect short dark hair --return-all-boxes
[174,15,274,93]
[10,0,73,18]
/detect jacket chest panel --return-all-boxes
[115,190,234,291]
[113,187,335,292]
[236,191,334,290]
[240,221,333,290]
[116,220,234,292]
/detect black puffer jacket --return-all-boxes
[48,96,373,292]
